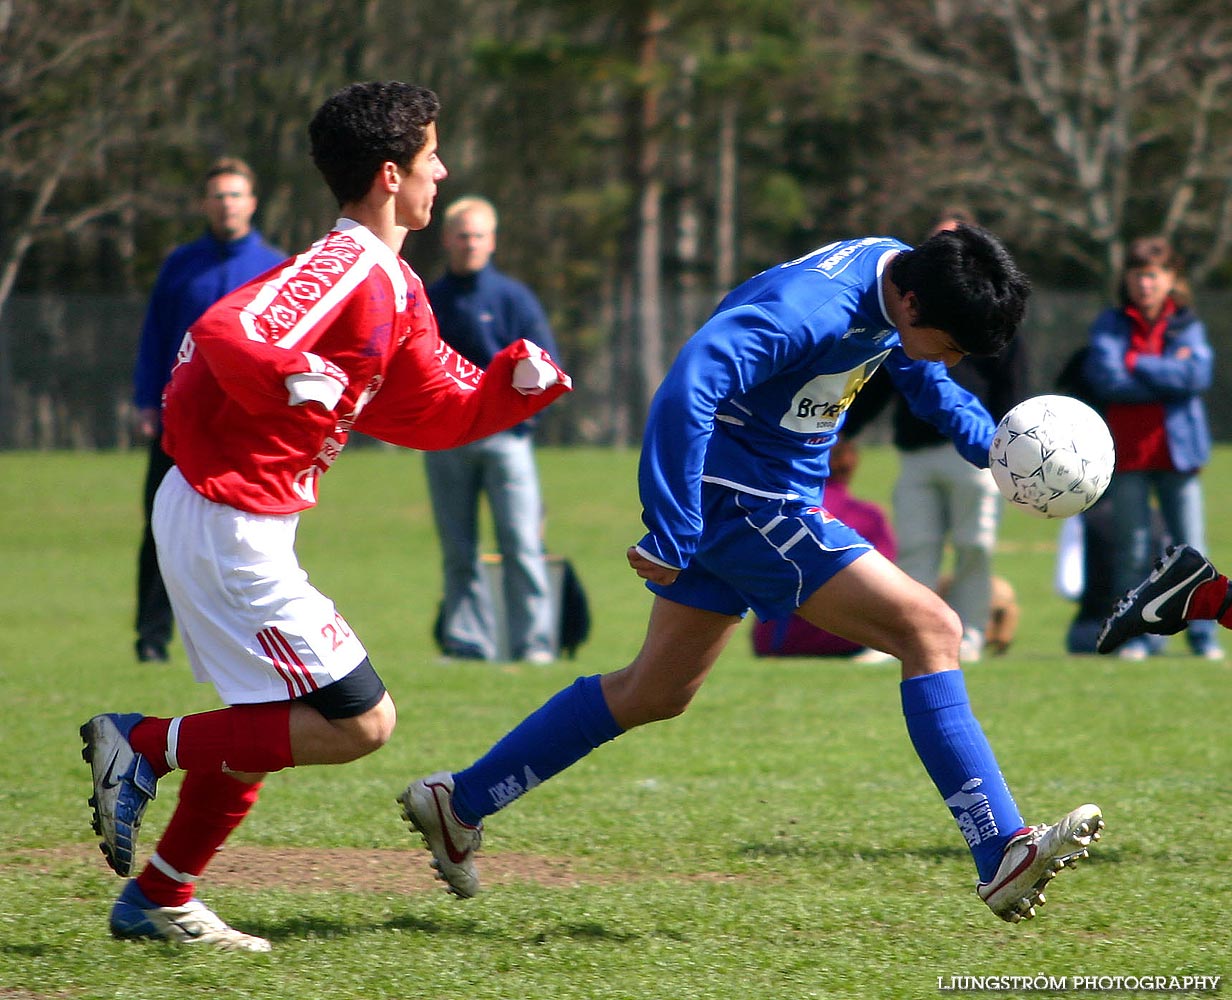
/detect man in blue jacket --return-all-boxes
[131,157,284,663]
[424,196,561,663]
[401,225,1105,923]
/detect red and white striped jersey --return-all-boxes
[162,218,569,514]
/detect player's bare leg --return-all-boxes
[400,599,740,897]
[795,548,961,679]
[600,599,744,728]
[289,692,396,764]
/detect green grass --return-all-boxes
[1,445,1230,999]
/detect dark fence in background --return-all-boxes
[2,290,1231,450]
[0,294,146,450]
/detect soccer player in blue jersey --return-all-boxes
[401,225,1105,922]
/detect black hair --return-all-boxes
[309,82,441,207]
[888,224,1030,356]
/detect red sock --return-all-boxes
[131,703,294,776]
[135,770,262,907]
[129,718,173,777]
[1187,577,1231,621]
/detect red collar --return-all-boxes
[1125,296,1177,332]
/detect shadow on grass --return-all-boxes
[0,942,51,958]
[254,910,644,946]
[735,841,1127,866]
[735,840,971,862]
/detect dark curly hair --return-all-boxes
[309,82,441,207]
[888,224,1030,356]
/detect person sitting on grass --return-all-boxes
[399,225,1104,924]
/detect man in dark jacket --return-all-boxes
[130,157,284,663]
[424,196,562,663]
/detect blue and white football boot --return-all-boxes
[80,713,158,877]
[110,879,271,951]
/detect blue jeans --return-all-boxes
[424,432,554,660]
[1108,468,1218,654]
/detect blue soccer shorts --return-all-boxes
[646,485,872,621]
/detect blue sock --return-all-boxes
[901,670,1025,882]
[451,674,624,826]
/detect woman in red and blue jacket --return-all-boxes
[1083,236,1219,659]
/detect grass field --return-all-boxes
[1,445,1229,999]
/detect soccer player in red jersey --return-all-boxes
[81,81,570,950]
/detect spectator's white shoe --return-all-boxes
[959,628,984,664]
[850,647,895,665]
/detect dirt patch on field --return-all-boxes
[13,844,625,893]
[0,992,75,1000]
[18,844,745,893]
[205,846,610,893]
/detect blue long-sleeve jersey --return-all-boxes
[637,237,998,571]
[132,229,285,411]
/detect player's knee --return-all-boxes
[940,610,964,654]
[349,695,397,757]
[369,695,397,747]
[602,669,696,727]
[901,590,963,658]
[927,599,963,644]
[643,688,694,723]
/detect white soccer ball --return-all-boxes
[988,394,1115,519]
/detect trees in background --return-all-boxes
[863,0,1232,291]
[0,2,201,324]
[3,0,1230,445]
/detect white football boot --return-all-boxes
[110,880,271,952]
[978,803,1104,922]
[398,771,483,898]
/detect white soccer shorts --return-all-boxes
[152,467,368,706]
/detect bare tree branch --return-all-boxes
[864,0,1232,287]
